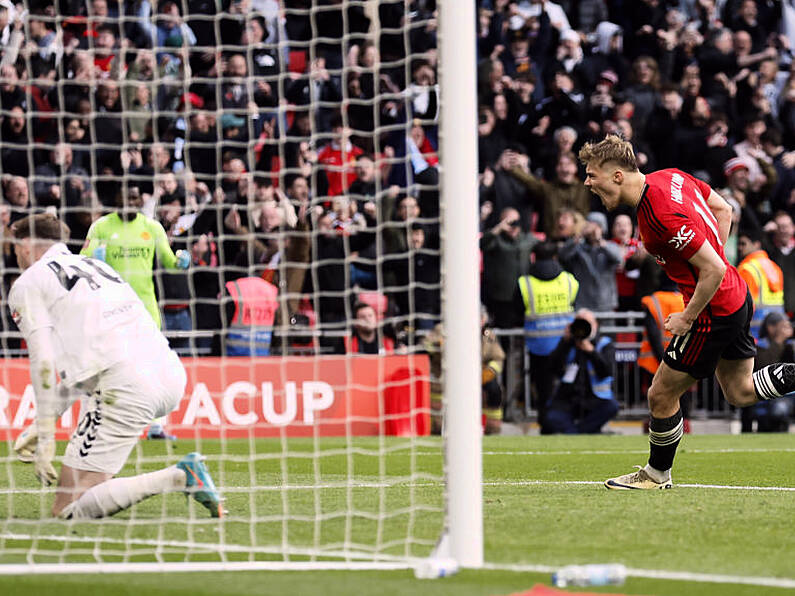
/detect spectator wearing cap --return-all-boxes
[737,228,785,339]
[586,70,618,132]
[720,151,777,224]
[502,27,536,79]
[742,310,795,432]
[580,21,628,91]
[558,211,622,312]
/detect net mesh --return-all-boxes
[0,0,449,567]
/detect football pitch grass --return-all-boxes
[1,433,794,595]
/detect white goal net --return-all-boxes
[0,0,481,572]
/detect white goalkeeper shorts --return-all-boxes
[62,349,186,475]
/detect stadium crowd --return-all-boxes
[0,1,793,426]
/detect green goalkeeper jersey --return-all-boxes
[81,213,178,328]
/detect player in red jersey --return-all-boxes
[578,135,795,489]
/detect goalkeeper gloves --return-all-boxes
[33,416,58,486]
[13,424,37,463]
[92,245,107,262]
[175,249,191,269]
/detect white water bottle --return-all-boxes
[551,563,627,588]
[413,557,459,579]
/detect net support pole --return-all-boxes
[438,0,483,568]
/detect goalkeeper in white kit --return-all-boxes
[9,214,222,519]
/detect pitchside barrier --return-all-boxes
[0,308,732,438]
[0,354,431,441]
[496,311,732,420]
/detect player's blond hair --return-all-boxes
[12,213,70,242]
[578,135,639,172]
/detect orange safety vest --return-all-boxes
[637,291,685,375]
[225,277,278,356]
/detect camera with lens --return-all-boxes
[569,317,592,340]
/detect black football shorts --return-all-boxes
[663,291,756,379]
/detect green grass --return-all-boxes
[1,433,794,595]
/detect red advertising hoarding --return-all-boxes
[0,355,431,440]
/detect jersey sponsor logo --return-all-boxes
[109,246,152,259]
[140,231,151,240]
[670,173,684,204]
[668,225,695,251]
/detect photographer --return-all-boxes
[558,211,622,312]
[542,309,619,434]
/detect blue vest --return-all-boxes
[562,335,614,400]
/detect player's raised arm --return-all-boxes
[705,188,732,246]
[152,220,190,269]
[665,242,727,336]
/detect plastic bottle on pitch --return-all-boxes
[551,563,627,588]
[413,557,459,579]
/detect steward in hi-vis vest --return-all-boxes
[224,277,278,356]
[736,229,784,340]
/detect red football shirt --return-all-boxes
[317,142,364,196]
[637,169,747,317]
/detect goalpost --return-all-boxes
[0,0,481,573]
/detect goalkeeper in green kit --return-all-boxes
[82,183,190,439]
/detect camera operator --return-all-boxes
[541,309,619,434]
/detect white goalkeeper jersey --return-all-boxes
[9,243,169,386]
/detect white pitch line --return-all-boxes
[0,532,408,562]
[0,561,413,575]
[0,546,791,589]
[1,479,794,495]
[485,480,795,491]
[483,563,795,590]
[425,448,795,456]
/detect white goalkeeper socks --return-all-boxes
[60,467,187,520]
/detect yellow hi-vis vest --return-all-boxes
[517,272,578,356]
